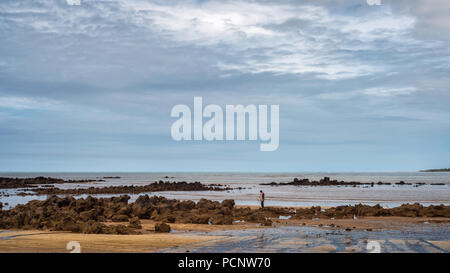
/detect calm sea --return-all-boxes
[1,172,450,209]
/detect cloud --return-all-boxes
[391,0,450,42]
[361,86,418,97]
[0,96,61,110]
[0,0,421,80]
[117,0,413,79]
[318,86,418,99]
[0,0,449,171]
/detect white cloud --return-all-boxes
[3,0,449,82]
[1,0,421,80]
[361,87,417,97]
[392,0,450,42]
[118,1,415,79]
[0,96,61,110]
[318,86,418,99]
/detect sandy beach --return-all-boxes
[1,215,449,253]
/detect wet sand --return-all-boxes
[274,216,450,231]
[164,222,450,253]
[0,230,224,253]
[1,216,449,253]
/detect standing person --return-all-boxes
[259,190,265,209]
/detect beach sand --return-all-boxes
[1,215,449,253]
[0,230,224,253]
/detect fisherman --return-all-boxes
[259,190,265,209]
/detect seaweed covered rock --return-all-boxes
[261,219,272,226]
[210,215,233,225]
[128,217,142,229]
[221,199,235,209]
[191,215,210,224]
[111,214,129,222]
[27,181,232,195]
[177,200,196,211]
[0,176,104,189]
[155,222,171,233]
[197,198,220,211]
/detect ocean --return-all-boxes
[1,172,450,209]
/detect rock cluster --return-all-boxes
[0,176,104,189]
[1,195,449,235]
[292,203,450,219]
[0,195,140,234]
[0,195,241,234]
[260,177,433,187]
[23,181,233,195]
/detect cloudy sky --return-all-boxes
[0,0,449,172]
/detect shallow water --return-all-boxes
[165,225,450,253]
[1,172,450,209]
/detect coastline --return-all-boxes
[1,215,449,253]
[1,173,450,253]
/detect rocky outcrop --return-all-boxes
[291,203,450,219]
[0,176,104,189]
[24,181,232,195]
[1,195,448,235]
[0,195,241,234]
[262,177,403,187]
[154,222,171,233]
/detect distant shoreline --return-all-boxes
[420,168,450,172]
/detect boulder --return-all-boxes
[191,215,210,224]
[161,215,176,223]
[178,200,196,210]
[111,214,129,222]
[221,207,232,215]
[135,195,151,207]
[80,220,107,234]
[155,222,171,233]
[221,199,235,209]
[211,215,233,225]
[79,209,97,222]
[128,217,142,229]
[111,224,131,234]
[197,199,217,210]
[261,219,272,226]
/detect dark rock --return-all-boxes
[27,181,233,195]
[178,200,196,210]
[191,215,210,224]
[155,222,171,233]
[211,215,233,225]
[221,199,235,209]
[0,176,104,189]
[128,217,142,229]
[111,214,129,222]
[262,177,396,187]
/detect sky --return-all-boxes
[0,0,449,172]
